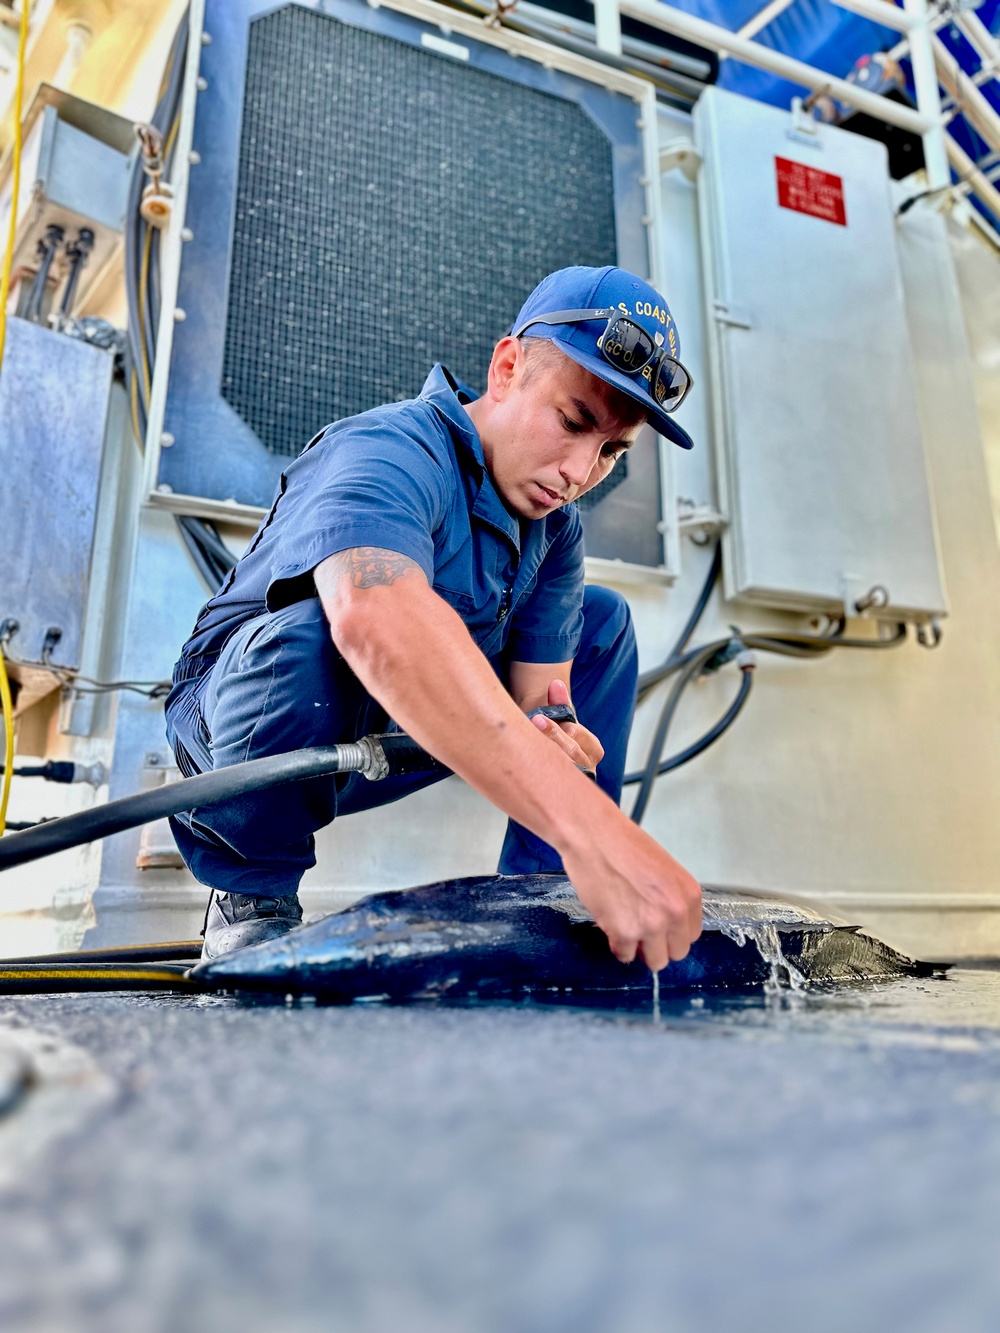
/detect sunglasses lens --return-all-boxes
[652,358,690,411]
[601,318,655,373]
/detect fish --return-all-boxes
[190,873,934,1001]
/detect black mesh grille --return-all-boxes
[575,456,628,510]
[221,4,618,457]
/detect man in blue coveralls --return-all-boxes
[165,265,703,965]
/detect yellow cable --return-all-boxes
[0,645,15,837]
[164,113,179,163]
[0,1,29,839]
[138,225,152,403]
[129,366,143,446]
[0,0,29,369]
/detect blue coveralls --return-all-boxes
[164,366,638,896]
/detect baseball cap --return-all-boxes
[511,265,694,450]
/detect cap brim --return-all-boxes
[545,340,695,451]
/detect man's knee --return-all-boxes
[579,584,635,660]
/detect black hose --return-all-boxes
[630,642,722,824]
[624,665,754,787]
[637,543,721,699]
[0,747,351,871]
[0,735,443,871]
[176,516,228,591]
[176,516,238,593]
[4,942,202,965]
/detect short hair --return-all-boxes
[518,335,565,385]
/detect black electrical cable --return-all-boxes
[58,228,95,316]
[0,643,171,698]
[630,642,723,824]
[625,531,909,821]
[625,665,754,789]
[176,516,224,591]
[637,543,721,699]
[176,517,237,593]
[628,622,907,821]
[26,224,63,323]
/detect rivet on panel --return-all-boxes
[161,432,175,449]
[174,308,187,322]
[188,150,201,165]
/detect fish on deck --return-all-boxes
[192,874,934,1000]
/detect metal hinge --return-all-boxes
[712,299,752,330]
[677,499,727,543]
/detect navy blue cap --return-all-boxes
[512,265,694,451]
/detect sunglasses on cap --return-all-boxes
[512,307,693,413]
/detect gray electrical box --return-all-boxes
[0,85,133,312]
[0,318,114,704]
[696,86,947,620]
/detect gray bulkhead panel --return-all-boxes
[695,86,947,619]
[0,317,114,670]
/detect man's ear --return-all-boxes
[487,336,523,402]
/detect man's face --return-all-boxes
[472,339,646,521]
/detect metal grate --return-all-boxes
[575,456,628,510]
[221,4,618,457]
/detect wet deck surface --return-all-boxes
[2,971,1000,1332]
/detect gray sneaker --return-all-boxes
[201,890,303,961]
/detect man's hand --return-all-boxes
[528,679,604,775]
[561,814,702,973]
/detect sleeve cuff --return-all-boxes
[505,630,582,664]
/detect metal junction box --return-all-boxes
[0,85,134,313]
[0,317,114,703]
[696,86,947,620]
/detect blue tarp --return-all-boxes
[671,0,1000,226]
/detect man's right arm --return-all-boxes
[314,547,702,971]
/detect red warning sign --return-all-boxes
[775,156,847,226]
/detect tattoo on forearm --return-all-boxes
[331,547,420,590]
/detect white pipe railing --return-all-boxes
[618,0,932,133]
[827,0,914,32]
[606,0,1000,228]
[718,0,797,59]
[904,0,950,190]
[933,33,1000,165]
[955,10,1000,81]
[946,132,1000,231]
[593,0,623,56]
